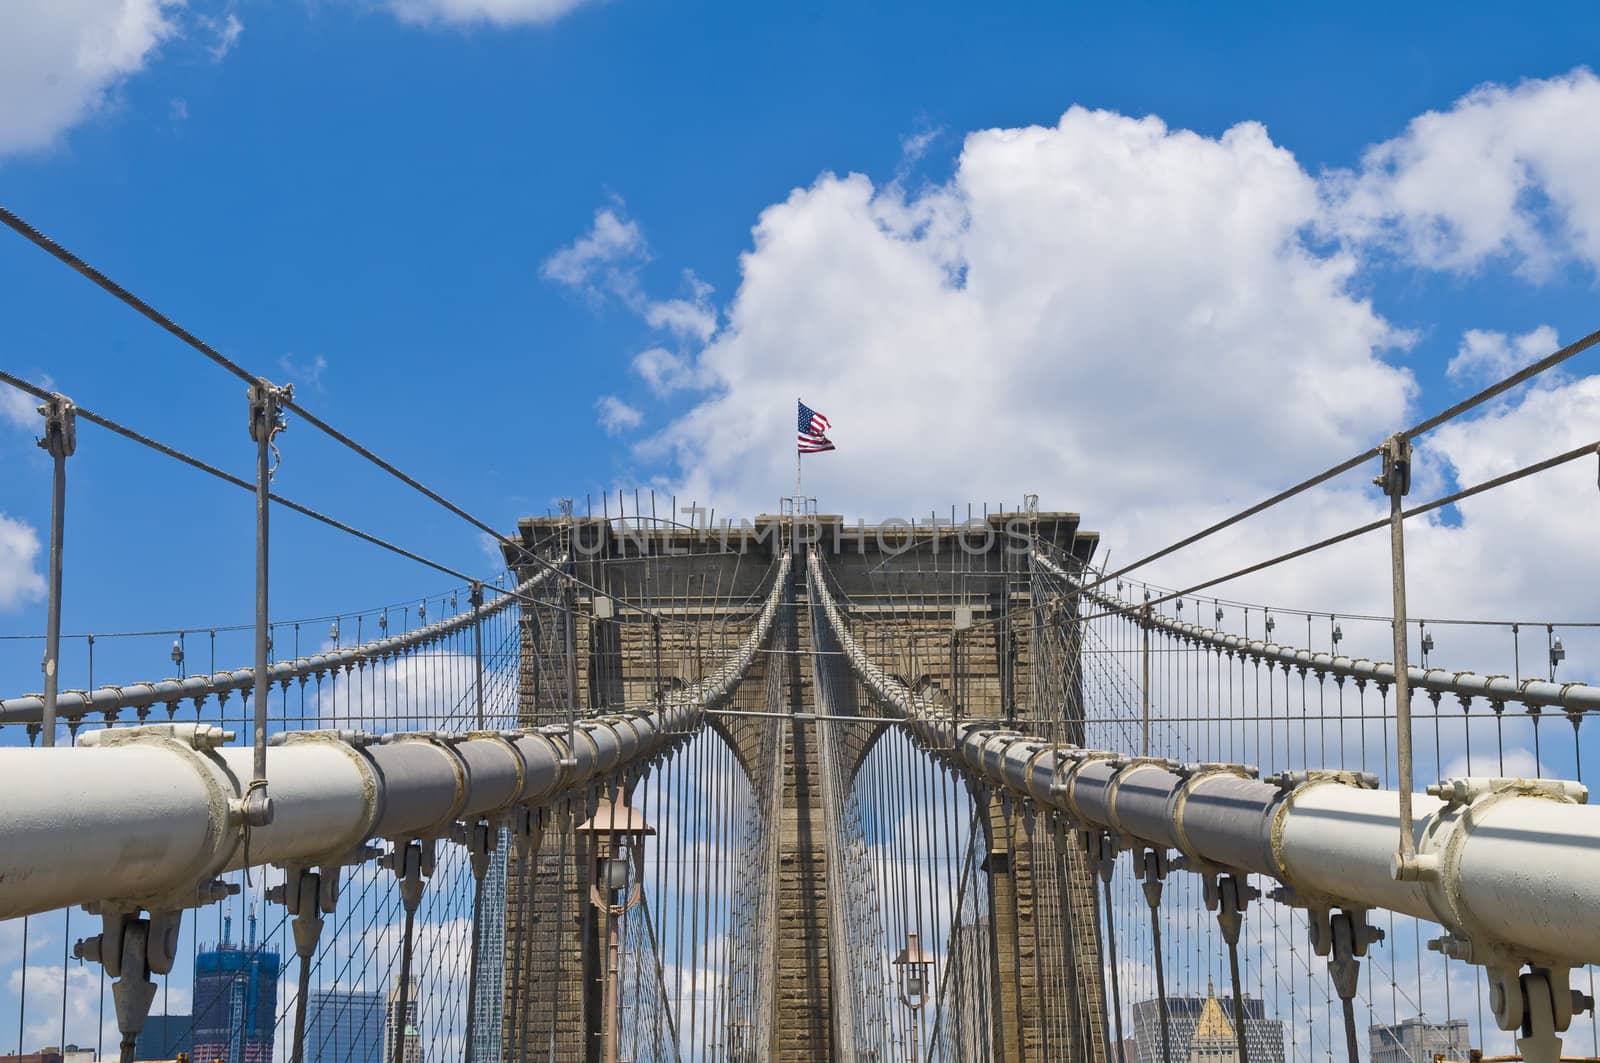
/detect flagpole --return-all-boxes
[795,398,803,509]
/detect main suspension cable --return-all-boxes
[1078,323,1600,594]
[0,367,479,583]
[1073,435,1600,621]
[0,204,617,598]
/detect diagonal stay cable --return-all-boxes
[0,204,258,386]
[1072,435,1600,622]
[1078,323,1600,594]
[0,218,690,628]
[0,203,580,590]
[0,368,477,584]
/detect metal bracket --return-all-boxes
[1176,761,1260,781]
[510,804,546,858]
[380,839,431,913]
[1084,830,1120,883]
[1264,768,1379,791]
[36,393,77,458]
[73,906,180,1060]
[1425,933,1594,1060]
[455,816,500,880]
[1374,435,1413,498]
[1136,847,1170,908]
[1426,776,1589,807]
[1476,963,1595,1063]
[1311,906,1384,999]
[266,864,339,961]
[1205,873,1259,946]
[246,379,293,474]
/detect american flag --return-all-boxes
[798,400,835,453]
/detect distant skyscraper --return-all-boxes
[468,830,509,1063]
[1369,1017,1470,1063]
[135,1015,193,1061]
[304,990,384,1063]
[1129,984,1286,1063]
[945,921,994,1059]
[383,976,422,1063]
[190,916,281,1063]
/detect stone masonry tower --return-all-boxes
[497,509,1106,1061]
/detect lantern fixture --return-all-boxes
[574,788,656,1063]
[893,930,937,1061]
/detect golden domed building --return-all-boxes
[1187,983,1240,1063]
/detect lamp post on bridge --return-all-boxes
[576,787,656,1063]
[894,930,936,1062]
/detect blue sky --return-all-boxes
[4,5,1600,1055]
[3,0,1600,692]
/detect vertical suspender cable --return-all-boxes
[37,395,74,747]
[463,580,487,1063]
[393,905,416,1063]
[1226,932,1250,1063]
[244,380,290,828]
[1144,867,1171,1063]
[1099,855,1125,1063]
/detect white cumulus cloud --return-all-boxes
[650,108,1411,544]
[541,206,648,295]
[595,395,643,435]
[542,207,722,347]
[0,513,46,613]
[1447,325,1560,385]
[0,0,182,158]
[543,207,722,421]
[1328,68,1600,277]
[643,271,718,342]
[606,89,1600,636]
[0,379,45,432]
[632,347,697,397]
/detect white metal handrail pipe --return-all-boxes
[1035,551,1600,716]
[0,561,564,725]
[810,550,1600,972]
[0,554,789,921]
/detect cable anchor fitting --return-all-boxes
[247,379,293,479]
[380,839,432,913]
[1313,906,1384,998]
[1374,433,1413,498]
[266,864,339,961]
[73,906,180,1063]
[1471,962,1595,1063]
[1135,846,1170,909]
[1204,872,1259,946]
[36,393,77,459]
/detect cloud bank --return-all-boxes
[563,72,1600,627]
[0,0,182,158]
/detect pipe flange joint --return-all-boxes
[1413,777,1588,973]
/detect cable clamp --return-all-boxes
[1205,872,1258,945]
[1264,768,1379,792]
[247,379,293,478]
[1425,776,1588,808]
[1374,433,1413,497]
[35,392,77,459]
[72,906,180,1058]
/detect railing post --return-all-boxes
[36,393,75,748]
[1378,433,1419,876]
[245,379,291,826]
[559,499,581,769]
[1140,593,1151,758]
[470,581,486,729]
